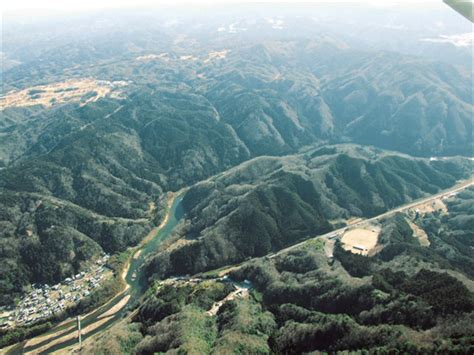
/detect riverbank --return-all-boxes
[1,191,183,354]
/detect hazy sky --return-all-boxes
[3,0,443,12]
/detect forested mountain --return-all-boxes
[203,42,473,156]
[0,90,250,304]
[2,35,472,305]
[83,188,474,354]
[2,16,473,165]
[0,5,472,352]
[144,145,472,280]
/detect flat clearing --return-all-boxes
[0,79,123,109]
[341,225,381,256]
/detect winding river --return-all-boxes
[10,194,184,354]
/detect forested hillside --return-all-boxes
[1,6,472,308]
[1,4,473,352]
[83,188,474,354]
[144,145,472,280]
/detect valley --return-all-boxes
[3,169,471,354]
[77,179,474,354]
[2,192,184,354]
[0,3,472,353]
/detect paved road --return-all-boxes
[270,178,473,259]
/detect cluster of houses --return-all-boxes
[0,254,110,329]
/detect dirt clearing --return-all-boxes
[204,49,229,63]
[341,225,381,256]
[1,79,126,109]
[206,287,248,316]
[408,220,430,247]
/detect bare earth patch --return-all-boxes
[180,55,198,61]
[323,238,336,258]
[147,202,157,216]
[341,225,381,256]
[0,79,126,109]
[206,287,249,316]
[133,250,142,259]
[98,295,130,319]
[136,53,169,61]
[204,49,229,63]
[408,220,430,247]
